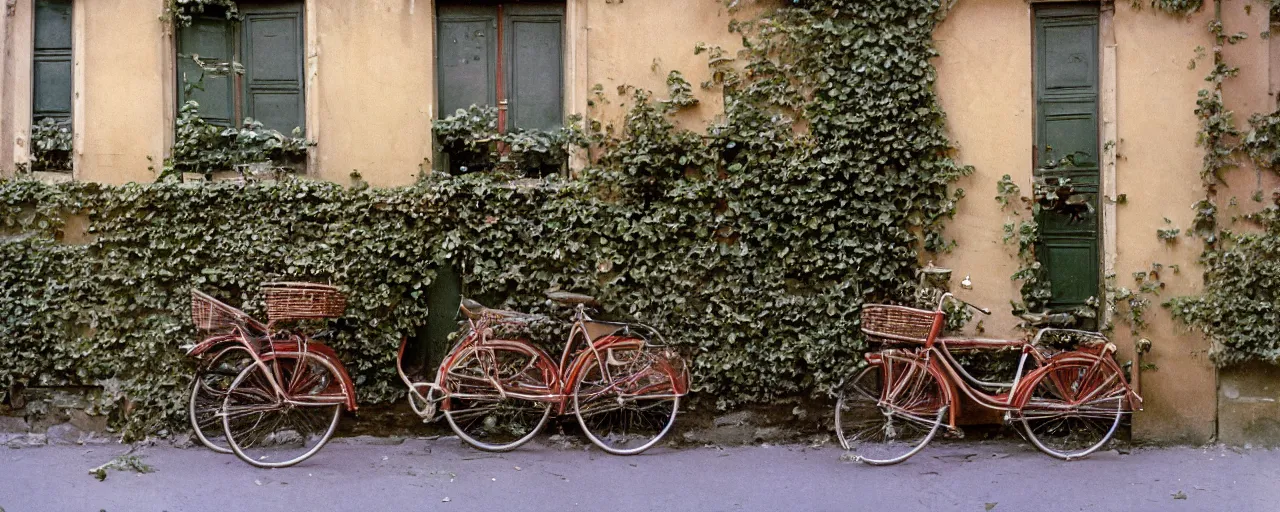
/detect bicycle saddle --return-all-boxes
[546,291,600,307]
[459,297,542,322]
[459,298,487,320]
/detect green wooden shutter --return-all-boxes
[32,0,73,123]
[504,4,563,131]
[241,3,305,133]
[1034,4,1100,313]
[177,16,236,126]
[437,5,498,118]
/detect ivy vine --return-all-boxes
[162,0,239,27]
[162,100,311,180]
[26,118,73,174]
[1168,0,1280,367]
[3,0,970,438]
[433,105,586,177]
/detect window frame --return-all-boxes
[174,0,307,134]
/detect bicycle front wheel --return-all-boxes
[189,346,253,454]
[441,343,553,452]
[222,353,343,468]
[1015,355,1126,460]
[572,344,680,456]
[835,354,948,466]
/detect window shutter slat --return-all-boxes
[177,17,236,127]
[241,3,305,133]
[33,0,73,122]
[505,5,563,131]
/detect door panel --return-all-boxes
[1041,238,1099,309]
[505,5,564,131]
[437,6,498,118]
[33,0,73,122]
[241,4,305,132]
[178,17,236,126]
[1034,4,1101,315]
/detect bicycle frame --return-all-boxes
[868,293,1140,429]
[399,302,687,420]
[197,320,357,411]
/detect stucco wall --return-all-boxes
[583,0,761,131]
[930,0,1278,443]
[1110,1,1219,443]
[1,0,14,177]
[312,0,434,187]
[77,0,168,184]
[933,0,1033,338]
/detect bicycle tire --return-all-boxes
[442,342,553,452]
[572,342,680,456]
[189,345,253,454]
[835,353,948,466]
[1015,354,1126,460]
[222,352,343,468]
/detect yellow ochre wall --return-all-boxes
[935,0,1277,443]
[3,0,1280,442]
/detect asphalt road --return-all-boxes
[2,437,1277,512]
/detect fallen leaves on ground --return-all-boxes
[88,454,154,482]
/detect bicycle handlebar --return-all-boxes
[936,292,991,315]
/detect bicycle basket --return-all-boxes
[191,290,250,332]
[860,304,937,345]
[263,282,346,321]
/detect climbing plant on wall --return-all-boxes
[1166,0,1280,366]
[2,0,970,438]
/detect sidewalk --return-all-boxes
[2,437,1276,512]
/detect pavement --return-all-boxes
[1,436,1277,512]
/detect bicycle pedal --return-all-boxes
[943,428,966,440]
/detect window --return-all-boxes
[30,0,73,173]
[1033,4,1100,319]
[33,0,72,125]
[176,1,305,134]
[436,1,565,133]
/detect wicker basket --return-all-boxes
[191,290,251,332]
[263,282,346,321]
[860,304,938,344]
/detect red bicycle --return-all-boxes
[836,292,1142,465]
[397,292,689,455]
[187,282,357,468]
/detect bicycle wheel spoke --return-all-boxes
[1018,356,1127,460]
[442,344,551,452]
[836,353,946,465]
[574,345,680,455]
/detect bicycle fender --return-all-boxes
[268,341,359,411]
[187,334,242,357]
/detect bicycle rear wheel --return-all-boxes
[572,343,680,456]
[1015,355,1126,460]
[222,353,344,468]
[189,346,253,453]
[835,353,948,466]
[442,343,553,452]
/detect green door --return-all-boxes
[504,4,564,131]
[241,3,306,133]
[177,2,304,132]
[1034,4,1101,315]
[177,15,236,126]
